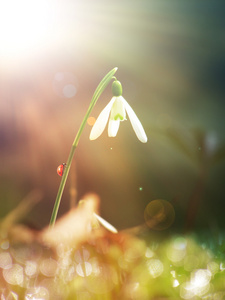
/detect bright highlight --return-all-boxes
[0,0,56,64]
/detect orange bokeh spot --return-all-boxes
[87,117,96,126]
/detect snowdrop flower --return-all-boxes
[90,80,148,143]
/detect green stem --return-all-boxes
[49,67,118,226]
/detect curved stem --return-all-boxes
[49,67,118,226]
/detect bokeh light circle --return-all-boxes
[0,252,12,268]
[147,259,164,278]
[25,287,49,300]
[144,199,175,230]
[76,262,92,277]
[53,72,78,99]
[63,84,77,98]
[3,264,24,285]
[40,258,58,277]
[87,117,96,126]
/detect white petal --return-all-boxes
[93,213,118,233]
[108,119,120,137]
[122,97,148,143]
[90,97,116,140]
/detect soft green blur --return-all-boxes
[1,231,225,299]
[0,0,224,231]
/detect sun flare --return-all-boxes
[0,0,59,65]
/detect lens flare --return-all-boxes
[0,0,58,66]
[144,199,175,230]
[87,117,96,126]
[53,72,78,99]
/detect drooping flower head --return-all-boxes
[90,79,148,143]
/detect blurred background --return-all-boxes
[0,0,224,232]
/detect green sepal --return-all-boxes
[114,114,124,121]
[112,80,122,97]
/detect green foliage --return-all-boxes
[1,232,225,299]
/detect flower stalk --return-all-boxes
[49,67,118,226]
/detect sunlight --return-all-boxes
[0,0,57,65]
